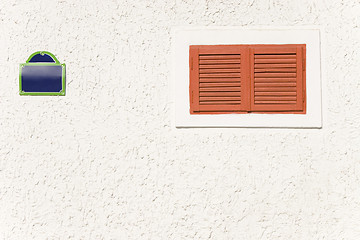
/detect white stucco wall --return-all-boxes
[0,0,360,239]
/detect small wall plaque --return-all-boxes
[19,51,66,96]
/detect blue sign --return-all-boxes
[19,51,66,96]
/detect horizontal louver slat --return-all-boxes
[255,68,296,73]
[255,64,296,68]
[255,101,296,104]
[200,92,241,97]
[200,73,241,78]
[200,82,240,87]
[254,83,296,87]
[200,87,241,93]
[255,54,296,59]
[255,96,297,101]
[255,87,297,92]
[200,64,241,69]
[255,78,296,83]
[199,55,241,60]
[255,59,296,64]
[200,97,242,101]
[255,92,297,96]
[200,87,241,92]
[200,78,240,83]
[254,73,296,78]
[200,59,241,64]
[199,69,240,73]
[200,101,241,105]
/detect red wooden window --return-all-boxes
[189,44,306,114]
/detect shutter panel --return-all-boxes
[189,45,249,114]
[250,45,305,112]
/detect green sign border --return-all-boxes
[19,51,66,96]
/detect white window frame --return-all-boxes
[172,27,322,128]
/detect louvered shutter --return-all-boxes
[189,45,249,114]
[250,45,306,112]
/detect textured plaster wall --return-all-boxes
[0,0,360,239]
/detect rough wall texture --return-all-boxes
[0,0,360,239]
